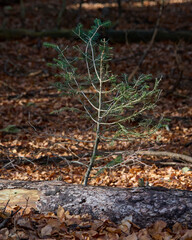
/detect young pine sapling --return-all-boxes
[44,19,161,186]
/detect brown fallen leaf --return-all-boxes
[137,228,152,240]
[57,205,65,222]
[118,215,132,235]
[148,220,167,236]
[0,228,9,240]
[124,232,138,240]
[180,229,192,240]
[16,216,34,230]
[40,224,53,237]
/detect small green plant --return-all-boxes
[44,19,161,186]
[0,125,20,134]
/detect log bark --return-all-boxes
[0,28,191,43]
[0,180,192,228]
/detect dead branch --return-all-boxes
[136,150,192,164]
[1,146,192,167]
[0,206,21,229]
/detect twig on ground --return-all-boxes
[136,150,192,164]
[21,197,29,216]
[2,200,10,214]
[158,162,192,167]
[0,207,21,229]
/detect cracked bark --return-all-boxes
[0,180,192,228]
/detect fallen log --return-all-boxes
[106,29,192,43]
[0,29,74,41]
[0,180,192,228]
[0,28,191,43]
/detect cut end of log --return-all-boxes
[0,188,40,209]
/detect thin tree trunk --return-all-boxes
[20,0,25,27]
[117,0,122,18]
[83,134,100,186]
[56,0,66,29]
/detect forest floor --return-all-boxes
[0,0,192,239]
